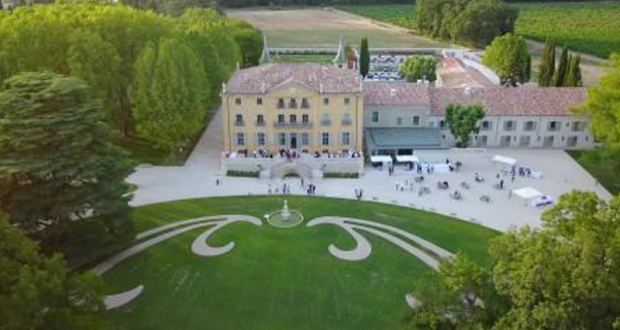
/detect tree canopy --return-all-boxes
[538,39,556,87]
[360,37,370,77]
[400,55,438,82]
[445,103,486,148]
[0,3,261,149]
[0,211,107,330]
[416,0,517,48]
[578,53,620,148]
[0,72,134,262]
[483,33,531,86]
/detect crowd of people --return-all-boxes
[224,149,362,160]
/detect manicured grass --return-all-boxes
[514,2,620,59]
[104,196,498,330]
[567,149,620,195]
[274,54,334,64]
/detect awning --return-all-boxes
[492,155,517,166]
[512,187,543,200]
[370,155,393,163]
[395,155,419,163]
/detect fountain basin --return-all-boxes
[265,210,304,228]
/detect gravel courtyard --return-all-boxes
[128,109,612,232]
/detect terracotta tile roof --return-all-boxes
[437,58,495,88]
[429,87,587,116]
[363,82,430,105]
[226,63,362,94]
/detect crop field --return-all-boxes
[337,3,620,59]
[336,4,417,31]
[514,2,620,59]
[227,8,448,48]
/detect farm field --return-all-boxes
[227,8,449,48]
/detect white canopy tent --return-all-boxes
[492,155,517,166]
[395,155,419,163]
[512,187,543,200]
[370,155,393,164]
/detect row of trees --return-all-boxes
[0,3,263,150]
[409,191,620,330]
[416,0,518,48]
[539,39,583,87]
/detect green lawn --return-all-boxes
[567,149,620,195]
[337,4,417,31]
[273,54,334,64]
[103,196,498,330]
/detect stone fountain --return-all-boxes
[265,200,303,228]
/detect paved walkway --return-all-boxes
[128,109,612,232]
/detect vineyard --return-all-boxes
[337,2,620,58]
[514,2,620,58]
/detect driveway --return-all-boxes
[128,109,612,232]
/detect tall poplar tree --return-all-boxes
[359,37,370,78]
[554,47,570,87]
[538,39,555,87]
[0,72,134,257]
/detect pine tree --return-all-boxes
[360,37,370,78]
[554,47,570,87]
[0,72,134,257]
[538,39,555,87]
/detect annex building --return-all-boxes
[221,62,594,157]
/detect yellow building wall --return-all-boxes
[222,84,363,153]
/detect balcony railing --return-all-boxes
[234,121,245,127]
[321,120,331,126]
[255,121,266,126]
[341,119,353,126]
[273,121,313,128]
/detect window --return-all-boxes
[413,116,420,126]
[397,117,403,126]
[341,132,351,146]
[277,114,285,123]
[503,120,516,131]
[301,98,309,109]
[519,136,531,147]
[344,98,350,105]
[478,135,488,147]
[277,99,285,109]
[321,113,330,126]
[278,133,286,146]
[439,120,447,130]
[236,132,245,146]
[567,136,579,147]
[290,114,297,123]
[548,121,560,131]
[289,98,297,109]
[481,121,492,131]
[257,132,266,146]
[302,114,309,123]
[301,133,310,146]
[323,98,329,105]
[256,114,264,125]
[235,114,244,126]
[543,136,555,147]
[500,135,511,147]
[235,98,241,105]
[322,132,330,146]
[342,113,352,125]
[524,121,537,132]
[572,121,586,132]
[257,98,263,105]
[372,111,379,123]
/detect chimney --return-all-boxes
[221,83,227,95]
[464,87,472,96]
[390,89,397,97]
[319,83,324,94]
